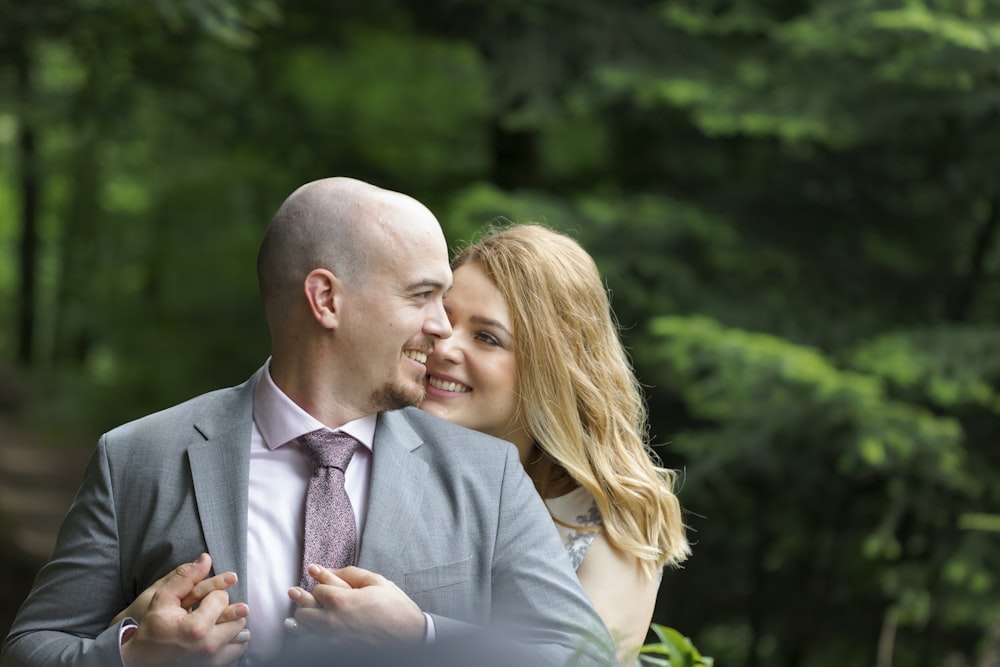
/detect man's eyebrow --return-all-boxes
[408,279,449,291]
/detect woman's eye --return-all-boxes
[475,332,501,346]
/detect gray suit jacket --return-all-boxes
[2,368,614,667]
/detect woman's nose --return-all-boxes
[430,332,464,364]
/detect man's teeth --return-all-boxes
[428,376,470,393]
[405,351,427,364]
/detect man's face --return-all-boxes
[339,222,453,414]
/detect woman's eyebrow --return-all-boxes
[470,315,513,338]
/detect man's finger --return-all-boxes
[183,589,251,650]
[288,586,321,610]
[179,571,238,610]
[186,588,232,624]
[332,565,382,588]
[150,553,213,607]
[306,564,352,589]
[109,567,173,627]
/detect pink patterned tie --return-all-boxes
[297,429,359,590]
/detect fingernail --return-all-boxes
[288,588,301,601]
[308,564,322,576]
[195,553,209,564]
[235,629,251,643]
[224,572,238,585]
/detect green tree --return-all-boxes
[2,2,1000,665]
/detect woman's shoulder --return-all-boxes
[545,486,601,526]
[545,486,602,570]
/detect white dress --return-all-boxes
[544,486,602,570]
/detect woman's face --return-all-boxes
[421,263,530,452]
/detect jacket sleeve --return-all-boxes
[431,444,617,667]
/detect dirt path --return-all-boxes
[0,418,92,637]
[0,420,92,560]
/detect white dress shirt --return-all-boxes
[246,361,375,665]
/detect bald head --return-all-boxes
[257,177,441,325]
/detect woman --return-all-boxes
[421,223,690,664]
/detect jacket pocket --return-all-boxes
[403,555,473,593]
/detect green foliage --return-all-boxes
[441,182,575,249]
[602,1,1000,146]
[961,513,1000,532]
[640,623,714,667]
[276,31,492,192]
[151,0,280,47]
[642,315,999,665]
[850,326,1000,410]
[3,0,1000,664]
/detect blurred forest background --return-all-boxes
[2,0,1000,665]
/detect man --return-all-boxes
[1,178,614,667]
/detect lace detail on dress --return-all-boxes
[544,486,603,571]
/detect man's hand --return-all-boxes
[111,556,246,628]
[286,564,426,644]
[120,553,250,667]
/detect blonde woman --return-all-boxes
[421,223,691,665]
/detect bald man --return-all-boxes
[2,178,614,667]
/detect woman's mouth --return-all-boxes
[427,375,471,393]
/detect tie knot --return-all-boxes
[297,429,358,471]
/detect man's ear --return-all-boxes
[303,268,340,329]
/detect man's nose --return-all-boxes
[425,300,453,340]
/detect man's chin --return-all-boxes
[370,382,425,412]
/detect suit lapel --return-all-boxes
[188,370,260,606]
[358,409,429,575]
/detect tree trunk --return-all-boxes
[14,39,39,368]
[490,116,540,190]
[946,192,1000,322]
[877,610,896,667]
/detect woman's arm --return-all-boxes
[575,532,660,666]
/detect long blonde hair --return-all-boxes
[452,223,691,576]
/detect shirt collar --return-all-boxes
[253,358,376,452]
